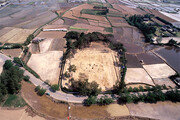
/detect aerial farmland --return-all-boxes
[0,0,180,120]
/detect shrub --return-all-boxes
[13,57,23,67]
[24,34,34,46]
[64,71,70,78]
[71,79,101,96]
[37,88,46,96]
[68,65,76,72]
[3,60,13,70]
[51,84,59,92]
[97,96,113,105]
[23,75,30,81]
[133,87,139,92]
[139,86,144,92]
[35,85,41,92]
[83,96,97,106]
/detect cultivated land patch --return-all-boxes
[63,43,120,91]
[113,27,144,45]
[0,28,34,43]
[126,54,142,68]
[125,68,154,86]
[2,48,22,58]
[72,23,104,33]
[39,38,53,53]
[0,107,45,120]
[27,51,63,84]
[106,104,130,117]
[143,63,176,79]
[37,31,66,39]
[127,101,180,120]
[137,52,164,65]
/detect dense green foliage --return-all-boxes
[0,43,22,50]
[155,16,172,26]
[35,86,46,96]
[35,85,41,92]
[0,60,24,102]
[167,39,179,47]
[83,95,113,106]
[118,89,180,104]
[3,94,26,107]
[71,79,101,96]
[23,34,34,46]
[51,84,59,92]
[23,75,30,82]
[81,9,109,15]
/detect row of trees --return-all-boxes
[118,89,180,104]
[0,60,24,102]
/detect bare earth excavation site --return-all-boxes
[0,0,180,120]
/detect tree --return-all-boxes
[71,79,101,96]
[83,96,97,106]
[23,75,30,81]
[37,88,46,96]
[3,60,13,70]
[51,84,59,92]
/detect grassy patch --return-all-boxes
[176,32,180,37]
[104,27,113,33]
[27,2,35,5]
[81,9,108,15]
[3,94,26,107]
[69,26,88,31]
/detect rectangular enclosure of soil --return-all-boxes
[63,47,120,91]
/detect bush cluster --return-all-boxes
[23,34,34,46]
[35,85,46,96]
[51,84,59,92]
[71,79,101,96]
[0,60,24,102]
[0,43,22,50]
[83,96,113,106]
[118,89,180,104]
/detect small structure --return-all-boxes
[43,28,67,32]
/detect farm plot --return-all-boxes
[80,14,108,22]
[143,64,176,79]
[113,27,144,45]
[112,4,141,16]
[147,9,177,22]
[27,51,63,84]
[37,31,66,39]
[137,52,164,65]
[125,68,154,86]
[63,46,119,91]
[63,17,77,26]
[51,19,64,25]
[39,38,53,53]
[29,43,40,54]
[0,27,14,37]
[107,17,130,27]
[2,48,22,58]
[48,38,66,51]
[72,23,104,33]
[0,28,34,43]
